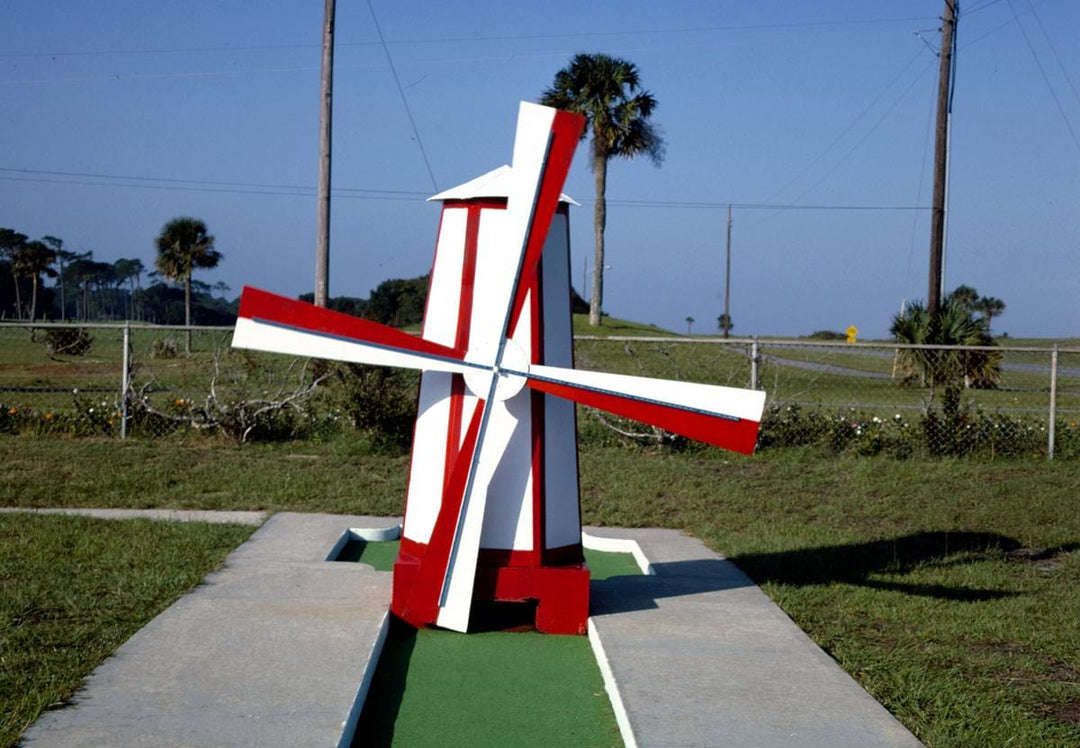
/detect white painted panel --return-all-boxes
[423,207,468,347]
[478,389,533,551]
[527,363,767,423]
[402,372,453,544]
[544,394,581,549]
[539,210,581,549]
[540,212,574,368]
[468,209,514,358]
[477,294,534,551]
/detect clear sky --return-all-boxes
[3,1,1078,338]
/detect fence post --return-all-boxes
[750,337,760,390]
[121,322,131,440]
[1048,345,1059,460]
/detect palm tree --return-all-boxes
[948,284,979,310]
[890,297,1000,390]
[685,316,695,335]
[13,240,57,325]
[41,236,73,320]
[540,53,664,326]
[113,258,145,320]
[154,217,222,353]
[0,228,29,319]
[717,314,733,337]
[975,296,1005,334]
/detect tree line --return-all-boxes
[0,218,231,327]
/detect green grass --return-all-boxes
[0,513,255,748]
[2,435,1079,744]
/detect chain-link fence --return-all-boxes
[574,336,1079,458]
[2,323,1077,458]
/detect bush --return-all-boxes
[41,327,92,357]
[151,336,179,359]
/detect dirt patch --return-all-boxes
[1051,698,1080,726]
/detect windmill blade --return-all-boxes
[522,364,766,455]
[233,286,479,376]
[399,366,522,633]
[399,398,486,629]
[467,102,585,359]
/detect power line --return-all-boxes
[1024,0,1080,108]
[366,0,439,192]
[0,167,929,211]
[603,199,929,211]
[1006,0,1080,150]
[0,16,937,60]
[757,47,930,210]
[0,166,428,196]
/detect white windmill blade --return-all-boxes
[467,102,585,359]
[233,286,479,376]
[521,363,767,455]
[434,367,525,632]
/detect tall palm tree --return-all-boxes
[540,53,664,326]
[13,240,57,325]
[0,228,28,319]
[113,258,146,320]
[154,217,222,353]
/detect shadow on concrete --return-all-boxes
[589,558,755,615]
[590,532,1080,616]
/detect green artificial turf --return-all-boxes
[341,538,641,582]
[354,618,621,747]
[343,543,639,746]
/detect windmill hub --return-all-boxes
[463,339,529,401]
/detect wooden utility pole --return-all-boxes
[928,0,957,315]
[723,204,732,338]
[315,0,335,308]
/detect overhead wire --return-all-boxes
[1023,0,1080,108]
[0,166,928,210]
[365,0,440,192]
[1005,0,1080,150]
[0,16,938,60]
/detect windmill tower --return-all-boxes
[393,166,587,633]
[233,102,765,635]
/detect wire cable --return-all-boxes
[366,0,438,191]
[1006,0,1080,150]
[0,16,938,60]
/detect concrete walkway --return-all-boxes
[18,511,921,747]
[586,527,922,747]
[22,512,397,748]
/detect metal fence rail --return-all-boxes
[1,323,1077,458]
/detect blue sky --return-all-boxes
[3,1,1077,338]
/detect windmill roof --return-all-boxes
[428,164,579,205]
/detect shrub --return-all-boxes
[41,327,92,357]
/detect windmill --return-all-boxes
[233,102,765,634]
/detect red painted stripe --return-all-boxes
[508,109,586,337]
[238,286,464,361]
[525,378,761,455]
[400,400,485,628]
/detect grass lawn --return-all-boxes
[2,434,1079,745]
[0,513,255,748]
